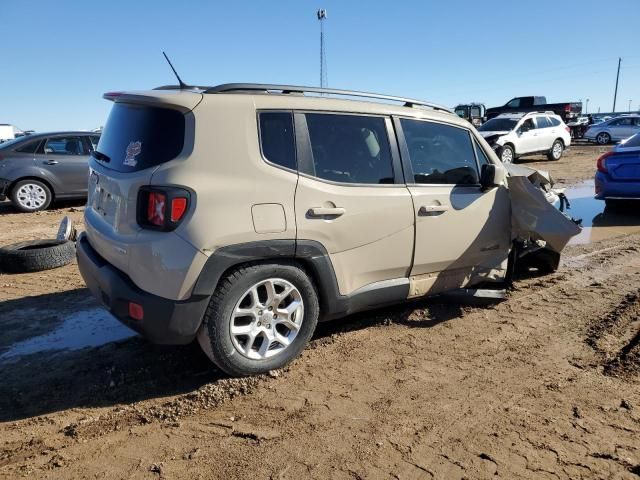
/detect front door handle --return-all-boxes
[45,160,59,165]
[419,205,449,215]
[308,207,346,217]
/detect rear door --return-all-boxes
[609,118,634,140]
[294,112,414,296]
[36,135,90,195]
[396,118,511,296]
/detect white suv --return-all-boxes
[477,112,571,164]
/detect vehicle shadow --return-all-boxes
[0,288,475,422]
[0,199,86,215]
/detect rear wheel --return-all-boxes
[547,139,564,161]
[10,179,52,212]
[596,132,611,145]
[500,145,515,164]
[197,263,319,377]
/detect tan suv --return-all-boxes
[77,83,577,376]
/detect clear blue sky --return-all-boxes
[2,0,639,132]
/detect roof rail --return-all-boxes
[201,83,452,113]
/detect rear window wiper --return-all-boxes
[91,150,110,163]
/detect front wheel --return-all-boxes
[500,145,515,164]
[596,132,611,145]
[547,140,564,161]
[197,263,319,377]
[10,179,52,212]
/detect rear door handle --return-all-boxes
[308,207,346,217]
[45,160,59,165]
[419,205,449,215]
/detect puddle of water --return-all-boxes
[0,307,135,363]
[560,179,640,245]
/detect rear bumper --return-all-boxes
[594,172,640,200]
[76,232,209,345]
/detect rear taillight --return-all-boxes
[597,151,613,173]
[565,126,570,133]
[138,187,191,231]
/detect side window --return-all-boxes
[44,137,87,155]
[90,136,100,150]
[507,98,520,108]
[305,113,394,184]
[259,112,296,171]
[535,116,551,128]
[549,117,561,127]
[521,118,535,131]
[16,140,41,154]
[473,139,490,167]
[400,119,479,185]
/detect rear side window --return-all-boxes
[259,112,296,170]
[549,117,561,126]
[535,117,552,128]
[305,113,394,184]
[16,140,41,153]
[97,103,185,172]
[401,119,479,185]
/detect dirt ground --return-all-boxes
[1,143,639,479]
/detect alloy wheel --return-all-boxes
[230,278,304,360]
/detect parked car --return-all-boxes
[454,103,486,126]
[595,132,640,206]
[584,115,640,145]
[0,131,100,211]
[76,83,579,376]
[486,96,582,122]
[477,112,571,164]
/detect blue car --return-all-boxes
[595,132,640,206]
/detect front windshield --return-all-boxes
[478,118,518,132]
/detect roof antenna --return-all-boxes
[162,51,188,89]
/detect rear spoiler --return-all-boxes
[101,90,203,113]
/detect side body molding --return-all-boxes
[192,239,409,321]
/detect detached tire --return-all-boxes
[0,239,75,273]
[197,263,319,377]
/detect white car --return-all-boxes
[477,112,572,164]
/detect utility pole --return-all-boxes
[613,57,621,113]
[317,9,328,89]
[585,98,589,114]
[629,99,632,112]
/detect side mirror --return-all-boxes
[480,163,505,191]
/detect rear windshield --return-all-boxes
[622,133,640,148]
[96,103,185,172]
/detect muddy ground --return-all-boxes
[1,144,639,479]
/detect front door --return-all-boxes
[294,112,414,296]
[515,118,538,154]
[395,117,511,296]
[37,135,90,195]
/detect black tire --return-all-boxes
[596,132,611,145]
[10,179,52,212]
[518,248,560,274]
[0,239,75,273]
[500,144,515,164]
[197,263,319,377]
[547,139,564,161]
